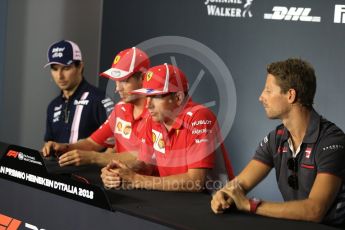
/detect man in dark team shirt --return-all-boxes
[42,40,114,144]
[211,58,345,226]
[42,47,150,168]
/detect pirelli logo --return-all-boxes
[0,213,22,230]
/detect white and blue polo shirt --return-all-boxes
[44,78,114,143]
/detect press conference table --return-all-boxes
[107,189,340,230]
[0,142,340,230]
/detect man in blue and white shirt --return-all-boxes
[43,40,113,144]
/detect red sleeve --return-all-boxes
[186,110,217,169]
[90,112,115,148]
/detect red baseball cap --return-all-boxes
[100,47,150,81]
[131,63,189,95]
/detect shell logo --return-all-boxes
[152,129,165,154]
[115,117,132,139]
[117,122,123,132]
[123,126,132,135]
[152,132,156,143]
[158,139,165,149]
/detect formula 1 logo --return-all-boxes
[5,150,42,166]
[264,6,321,22]
[6,150,19,158]
[0,213,21,229]
[334,5,345,23]
[0,213,45,230]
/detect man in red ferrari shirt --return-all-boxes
[101,64,234,192]
[42,47,150,167]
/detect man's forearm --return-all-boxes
[69,138,105,152]
[254,199,325,223]
[131,169,206,192]
[93,151,116,167]
[96,152,138,168]
[127,160,153,175]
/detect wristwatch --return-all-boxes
[249,197,262,213]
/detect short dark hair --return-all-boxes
[267,58,316,109]
[49,61,82,69]
[72,60,84,75]
[131,71,143,80]
[122,71,143,83]
[73,60,81,67]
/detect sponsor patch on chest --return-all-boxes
[115,117,132,139]
[152,129,165,154]
[74,99,89,106]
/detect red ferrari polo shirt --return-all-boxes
[139,99,234,182]
[90,101,147,153]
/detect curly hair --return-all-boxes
[267,58,316,109]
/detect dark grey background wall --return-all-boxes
[0,0,7,124]
[100,0,345,201]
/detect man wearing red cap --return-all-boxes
[42,47,150,167]
[101,64,234,192]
